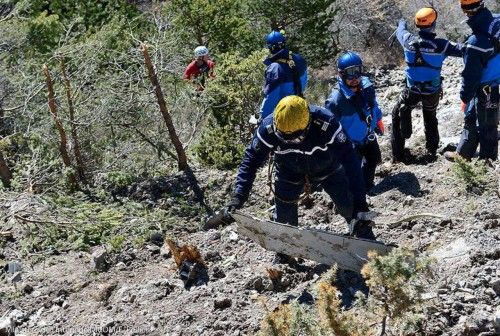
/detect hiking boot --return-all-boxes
[351,220,376,240]
[479,157,495,168]
[392,155,405,164]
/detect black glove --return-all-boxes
[226,194,244,213]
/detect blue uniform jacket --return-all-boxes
[397,20,463,94]
[461,8,500,103]
[259,49,308,118]
[325,77,382,145]
[234,105,367,213]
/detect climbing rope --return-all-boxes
[266,155,313,204]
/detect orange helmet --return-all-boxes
[460,0,484,14]
[415,7,438,29]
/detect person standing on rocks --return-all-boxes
[444,0,499,162]
[183,46,215,91]
[225,95,376,244]
[391,7,463,163]
[258,30,308,120]
[325,51,384,192]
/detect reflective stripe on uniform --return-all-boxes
[256,131,274,149]
[466,44,495,53]
[274,125,343,155]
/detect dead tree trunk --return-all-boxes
[0,101,4,136]
[60,58,86,184]
[0,151,11,187]
[141,43,188,171]
[43,64,78,191]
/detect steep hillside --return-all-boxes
[1,59,499,336]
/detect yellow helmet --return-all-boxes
[415,7,437,28]
[273,96,310,134]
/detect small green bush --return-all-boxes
[108,234,126,252]
[193,124,245,170]
[452,157,488,194]
[205,49,267,128]
[258,248,435,336]
[104,171,136,189]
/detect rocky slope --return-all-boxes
[1,58,499,336]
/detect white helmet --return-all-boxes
[194,46,209,57]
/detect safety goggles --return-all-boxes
[275,125,310,144]
[340,65,363,80]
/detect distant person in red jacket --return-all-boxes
[183,46,215,91]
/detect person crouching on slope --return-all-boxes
[391,7,463,163]
[226,95,376,241]
[325,51,384,192]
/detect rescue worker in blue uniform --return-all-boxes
[227,95,375,240]
[391,7,463,162]
[444,0,500,161]
[326,51,384,192]
[259,31,308,119]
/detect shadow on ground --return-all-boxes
[372,171,422,197]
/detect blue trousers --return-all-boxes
[273,168,354,226]
[457,85,499,160]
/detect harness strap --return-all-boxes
[266,159,314,204]
[277,52,303,97]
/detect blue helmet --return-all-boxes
[337,51,364,80]
[266,30,286,53]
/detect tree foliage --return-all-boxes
[164,0,261,55]
[5,0,143,56]
[0,0,350,183]
[248,0,340,67]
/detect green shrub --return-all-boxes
[104,171,136,189]
[193,124,245,170]
[108,234,126,252]
[26,11,63,54]
[258,248,435,336]
[452,157,489,194]
[361,249,434,333]
[205,49,267,128]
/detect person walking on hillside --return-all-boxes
[183,46,215,91]
[226,95,376,242]
[325,51,384,192]
[444,0,499,162]
[258,31,308,119]
[391,7,463,163]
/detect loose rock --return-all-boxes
[91,247,109,272]
[214,298,232,310]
